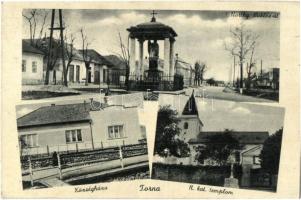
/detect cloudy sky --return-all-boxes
[23,9,280,81]
[160,94,284,134]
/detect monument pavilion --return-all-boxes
[127,11,177,81]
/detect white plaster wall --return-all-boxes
[89,106,143,148]
[22,53,44,81]
[178,115,202,143]
[18,122,92,154]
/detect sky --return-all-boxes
[159,94,284,135]
[23,9,280,81]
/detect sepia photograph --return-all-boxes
[1,1,300,198]
[152,90,285,192]
[16,93,149,189]
[22,9,279,102]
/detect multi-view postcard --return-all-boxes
[1,2,300,199]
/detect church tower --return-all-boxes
[178,90,203,143]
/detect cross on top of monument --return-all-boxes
[151,10,157,22]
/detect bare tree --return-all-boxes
[23,9,49,46]
[62,33,76,86]
[225,22,259,93]
[80,28,92,86]
[246,46,256,89]
[117,32,130,89]
[194,61,207,86]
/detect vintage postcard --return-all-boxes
[1,1,300,199]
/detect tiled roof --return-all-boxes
[17,103,93,128]
[78,49,112,66]
[188,131,269,145]
[103,55,127,70]
[22,40,44,55]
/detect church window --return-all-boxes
[108,125,124,139]
[65,129,82,143]
[253,156,260,165]
[184,122,188,129]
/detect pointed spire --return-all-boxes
[182,90,198,115]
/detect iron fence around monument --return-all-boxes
[103,68,191,91]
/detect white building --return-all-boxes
[22,40,45,84]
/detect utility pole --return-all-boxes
[233,56,235,87]
[59,9,67,87]
[45,9,55,85]
[44,9,67,86]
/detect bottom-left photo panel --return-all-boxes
[16,95,149,190]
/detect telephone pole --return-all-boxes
[44,9,55,85]
[233,56,236,87]
[44,9,67,86]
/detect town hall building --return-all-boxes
[17,97,146,156]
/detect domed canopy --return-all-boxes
[127,15,177,40]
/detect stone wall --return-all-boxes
[152,163,242,187]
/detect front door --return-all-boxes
[76,65,80,82]
[69,65,74,82]
[103,69,106,83]
[88,70,92,83]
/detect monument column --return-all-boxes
[138,39,144,79]
[129,37,136,76]
[164,37,170,76]
[169,39,175,78]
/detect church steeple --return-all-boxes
[182,90,198,115]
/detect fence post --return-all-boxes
[28,156,34,187]
[57,153,62,180]
[76,143,79,153]
[123,140,125,146]
[119,145,124,168]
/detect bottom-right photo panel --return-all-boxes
[151,90,285,193]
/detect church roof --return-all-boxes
[182,90,199,116]
[188,131,269,145]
